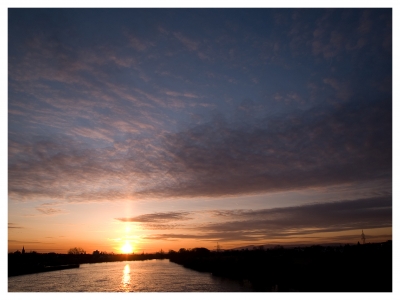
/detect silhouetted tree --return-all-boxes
[68,247,86,254]
[192,247,210,254]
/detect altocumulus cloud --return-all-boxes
[8,94,391,202]
[8,9,391,204]
[143,98,391,198]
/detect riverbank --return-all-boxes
[8,241,392,292]
[8,252,165,277]
[8,264,80,277]
[169,241,392,292]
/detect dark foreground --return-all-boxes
[8,252,159,277]
[9,263,80,276]
[9,241,391,292]
[169,241,392,292]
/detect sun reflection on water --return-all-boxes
[121,264,131,292]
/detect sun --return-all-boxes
[121,241,133,254]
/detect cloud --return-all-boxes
[312,30,343,59]
[8,240,55,244]
[36,207,64,215]
[116,211,193,223]
[323,78,352,101]
[308,9,390,62]
[8,30,175,157]
[202,196,391,232]
[173,32,199,51]
[128,35,151,52]
[143,233,221,241]
[8,92,391,203]
[35,203,67,215]
[8,223,24,229]
[135,97,391,199]
[140,196,391,243]
[8,9,392,204]
[164,90,200,99]
[70,127,115,143]
[357,10,372,34]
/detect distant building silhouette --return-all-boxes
[361,230,366,244]
[22,246,25,254]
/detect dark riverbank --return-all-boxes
[169,241,392,292]
[8,252,165,277]
[8,263,80,277]
[9,241,392,292]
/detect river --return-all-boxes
[8,259,254,292]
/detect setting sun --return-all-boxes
[121,241,133,254]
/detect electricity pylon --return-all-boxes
[361,230,366,244]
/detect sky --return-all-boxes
[7,7,392,254]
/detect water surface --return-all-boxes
[8,259,254,292]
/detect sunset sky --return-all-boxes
[7,7,392,254]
